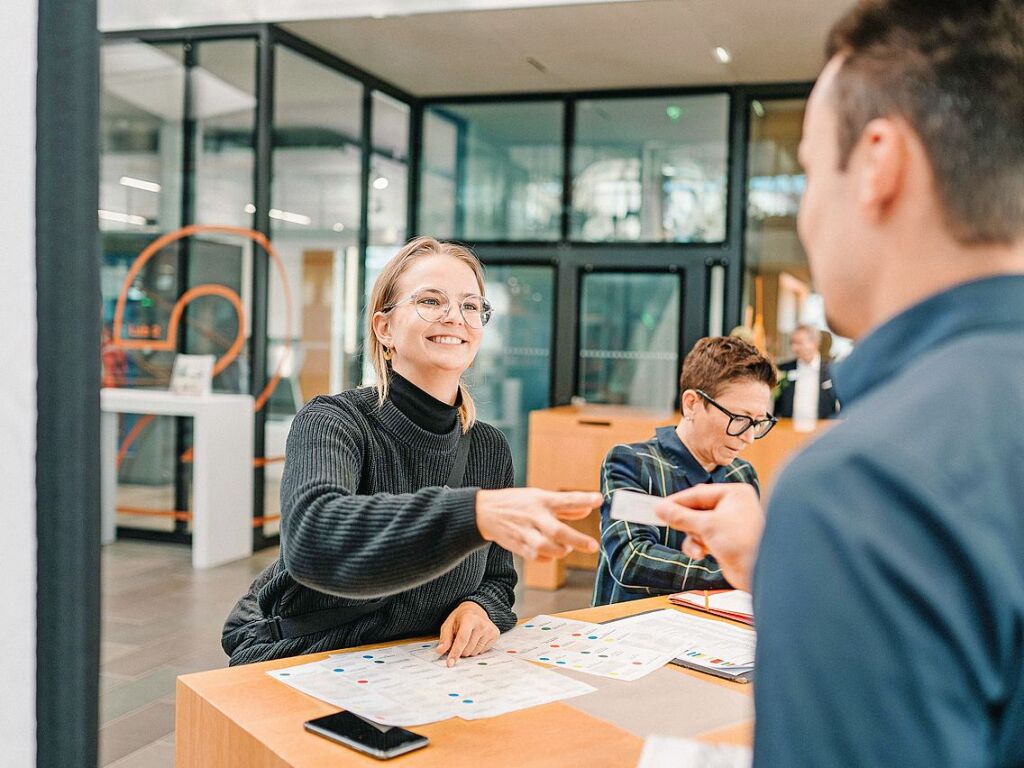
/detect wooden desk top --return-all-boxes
[176,598,754,768]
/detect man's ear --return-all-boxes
[680,389,700,417]
[856,117,907,224]
[371,311,393,350]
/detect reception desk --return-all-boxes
[176,597,754,767]
[525,405,834,588]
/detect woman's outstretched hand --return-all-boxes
[475,488,601,561]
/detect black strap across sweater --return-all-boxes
[222,380,518,665]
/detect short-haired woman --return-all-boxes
[224,237,599,666]
[592,336,777,606]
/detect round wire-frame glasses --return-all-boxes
[382,288,493,329]
[695,389,777,439]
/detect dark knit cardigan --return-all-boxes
[222,385,518,665]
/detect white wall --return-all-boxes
[0,1,38,765]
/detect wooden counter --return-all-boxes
[176,597,754,767]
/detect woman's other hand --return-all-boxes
[435,601,500,667]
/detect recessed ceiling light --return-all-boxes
[119,176,161,193]
[98,209,147,226]
[244,203,256,214]
[752,100,765,118]
[713,46,732,64]
[373,177,389,190]
[332,223,345,232]
[269,208,311,226]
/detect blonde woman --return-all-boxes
[223,237,599,667]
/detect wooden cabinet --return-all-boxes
[525,405,676,589]
[524,405,834,589]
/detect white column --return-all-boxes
[0,0,38,762]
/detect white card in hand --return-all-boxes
[609,489,664,526]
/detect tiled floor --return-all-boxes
[99,541,595,767]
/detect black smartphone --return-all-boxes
[304,711,429,760]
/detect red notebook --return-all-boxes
[669,589,754,626]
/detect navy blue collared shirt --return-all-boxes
[754,276,1024,767]
[592,426,759,606]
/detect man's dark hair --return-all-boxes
[826,0,1024,244]
[679,337,778,401]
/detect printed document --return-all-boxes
[268,641,595,726]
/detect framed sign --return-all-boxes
[170,354,215,396]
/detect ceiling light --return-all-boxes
[332,223,345,232]
[119,176,161,193]
[244,203,256,214]
[269,208,311,226]
[666,105,682,122]
[713,46,732,64]
[98,209,147,226]
[373,177,389,190]
[752,100,765,118]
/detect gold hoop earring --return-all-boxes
[382,347,394,361]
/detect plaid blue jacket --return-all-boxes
[591,426,760,606]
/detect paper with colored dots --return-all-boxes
[493,611,755,681]
[267,640,595,726]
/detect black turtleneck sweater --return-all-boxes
[387,370,460,434]
[222,380,518,666]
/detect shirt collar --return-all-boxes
[834,275,1024,405]
[655,425,729,484]
[797,354,821,371]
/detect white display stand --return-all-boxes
[100,388,254,569]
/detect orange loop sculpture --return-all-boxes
[111,224,294,469]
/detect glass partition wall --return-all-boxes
[742,93,847,366]
[102,23,811,531]
[101,28,414,544]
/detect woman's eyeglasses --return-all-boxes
[382,288,493,329]
[695,389,777,439]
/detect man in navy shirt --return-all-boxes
[657,1,1024,765]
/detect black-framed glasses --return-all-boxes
[695,389,777,439]
[382,288,494,329]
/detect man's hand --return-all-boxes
[476,488,601,561]
[435,601,500,667]
[655,483,765,591]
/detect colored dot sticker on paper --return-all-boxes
[632,661,642,665]
[539,657,550,662]
[477,662,488,666]
[279,673,290,676]
[588,635,598,640]
[374,660,385,664]
[572,633,581,637]
[357,680,368,684]
[556,661,567,665]
[362,655,374,659]
[581,651,591,655]
[550,644,560,648]
[599,654,609,658]
[463,699,474,704]
[524,624,535,628]
[448,693,459,697]
[333,668,344,673]
[541,627,552,631]
[506,650,517,654]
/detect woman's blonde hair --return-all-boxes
[367,236,486,433]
